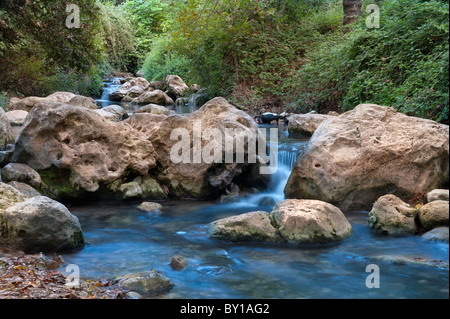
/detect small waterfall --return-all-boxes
[98,78,122,107]
[224,142,304,209]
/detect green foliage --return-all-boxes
[97,1,136,71]
[0,0,106,97]
[121,0,169,61]
[0,0,103,72]
[0,92,9,111]
[142,0,343,102]
[294,0,449,122]
[142,36,192,82]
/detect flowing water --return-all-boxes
[58,82,450,299]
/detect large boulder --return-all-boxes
[368,194,417,235]
[125,97,269,199]
[208,211,283,243]
[11,102,156,198]
[166,75,189,97]
[0,196,84,253]
[418,200,449,231]
[285,104,449,211]
[0,163,42,188]
[0,108,15,150]
[287,113,331,137]
[270,199,353,244]
[133,90,174,106]
[208,200,353,244]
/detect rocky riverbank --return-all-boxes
[1,74,449,299]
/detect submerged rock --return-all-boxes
[370,255,449,269]
[285,104,449,211]
[170,255,188,270]
[137,202,163,214]
[117,272,175,296]
[368,194,417,235]
[421,227,449,242]
[0,196,84,253]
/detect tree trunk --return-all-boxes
[343,0,362,25]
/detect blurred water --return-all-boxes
[64,200,449,299]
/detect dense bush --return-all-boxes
[141,36,192,82]
[293,0,449,122]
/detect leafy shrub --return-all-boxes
[293,0,449,122]
[142,36,192,82]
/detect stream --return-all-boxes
[58,80,449,299]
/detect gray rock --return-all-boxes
[209,211,283,243]
[133,90,174,106]
[421,227,449,242]
[150,81,166,91]
[93,105,128,122]
[1,163,42,188]
[135,104,169,115]
[427,189,449,203]
[288,113,332,137]
[137,202,162,213]
[7,181,41,197]
[271,199,353,244]
[0,182,29,214]
[0,196,84,253]
[418,200,449,231]
[370,255,449,269]
[166,75,189,97]
[368,194,417,235]
[119,181,143,199]
[5,110,28,126]
[170,255,188,270]
[118,271,175,296]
